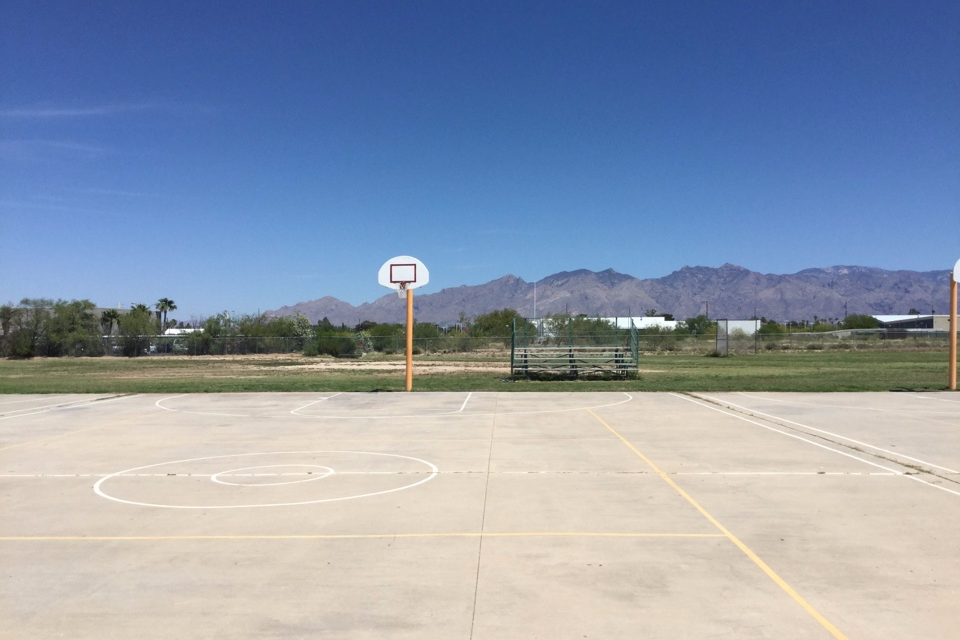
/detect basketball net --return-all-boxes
[397,282,409,299]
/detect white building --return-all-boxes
[603,317,680,331]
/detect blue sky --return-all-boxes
[2,1,957,323]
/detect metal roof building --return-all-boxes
[873,315,950,331]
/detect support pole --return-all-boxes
[950,271,957,391]
[406,287,414,392]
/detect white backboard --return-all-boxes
[378,255,429,291]
[954,258,960,281]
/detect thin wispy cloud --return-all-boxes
[80,187,150,198]
[0,139,105,152]
[0,104,151,118]
[0,198,120,218]
[0,139,108,161]
[0,103,215,118]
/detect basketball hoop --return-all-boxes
[378,256,429,297]
[377,255,430,392]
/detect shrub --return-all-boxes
[184,331,213,355]
[305,334,357,357]
[355,331,373,354]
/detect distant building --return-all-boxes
[872,315,950,331]
[716,319,762,336]
[163,328,201,336]
[603,317,680,331]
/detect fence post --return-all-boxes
[949,261,958,390]
[510,318,516,375]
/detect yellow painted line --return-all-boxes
[1,531,725,542]
[588,408,850,640]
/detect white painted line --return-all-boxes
[152,392,635,420]
[154,394,249,418]
[675,394,960,498]
[700,394,960,474]
[735,391,959,416]
[0,394,138,421]
[907,393,960,405]
[457,392,473,413]
[674,471,900,476]
[211,464,335,487]
[290,393,342,415]
[672,394,905,475]
[4,470,432,478]
[93,450,440,509]
[0,395,71,406]
[7,469,924,479]
[154,394,186,411]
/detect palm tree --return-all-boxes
[156,298,177,331]
[100,309,121,335]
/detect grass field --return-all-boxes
[0,349,956,393]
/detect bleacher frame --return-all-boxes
[510,317,640,379]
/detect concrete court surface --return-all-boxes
[1,391,959,640]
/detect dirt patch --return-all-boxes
[129,353,511,376]
[256,359,509,374]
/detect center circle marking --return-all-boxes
[210,464,335,487]
[93,450,439,509]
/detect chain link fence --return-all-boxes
[96,329,952,358]
[718,329,952,355]
[101,335,310,356]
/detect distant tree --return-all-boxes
[0,304,25,357]
[237,313,268,337]
[305,316,357,357]
[201,312,234,338]
[355,330,373,354]
[47,299,101,356]
[758,320,785,334]
[367,323,405,352]
[293,313,312,337]
[570,315,619,345]
[907,308,920,315]
[841,314,879,330]
[100,309,121,335]
[544,313,571,343]
[470,309,529,337]
[538,313,619,345]
[3,299,53,358]
[0,304,15,337]
[118,305,159,356]
[644,309,658,317]
[156,298,177,331]
[683,314,714,336]
[413,321,441,339]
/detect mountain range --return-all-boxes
[268,264,952,327]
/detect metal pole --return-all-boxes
[949,272,957,391]
[510,317,516,375]
[406,287,414,391]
